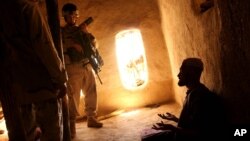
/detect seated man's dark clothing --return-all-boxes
[176,83,226,140]
[142,58,227,141]
[142,84,226,141]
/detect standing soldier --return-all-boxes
[61,2,103,139]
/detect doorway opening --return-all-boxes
[115,29,148,90]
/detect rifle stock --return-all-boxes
[79,17,93,27]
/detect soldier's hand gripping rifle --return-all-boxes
[79,17,104,84]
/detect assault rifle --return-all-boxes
[79,17,104,84]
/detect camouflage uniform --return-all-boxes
[62,24,100,136]
[1,0,67,140]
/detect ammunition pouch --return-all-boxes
[66,47,84,63]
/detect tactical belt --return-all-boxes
[65,57,89,66]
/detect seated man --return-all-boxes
[142,58,227,141]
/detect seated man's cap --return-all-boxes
[181,58,204,71]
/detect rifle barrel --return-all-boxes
[96,73,103,84]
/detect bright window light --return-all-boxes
[115,29,148,90]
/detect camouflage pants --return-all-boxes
[20,98,63,141]
[66,63,98,123]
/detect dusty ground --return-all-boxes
[73,102,180,141]
[0,102,181,141]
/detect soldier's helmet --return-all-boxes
[62,3,79,18]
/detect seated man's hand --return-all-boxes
[152,121,176,131]
[158,112,179,122]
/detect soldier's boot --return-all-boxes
[87,116,103,128]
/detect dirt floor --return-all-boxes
[72,102,180,141]
[0,102,181,141]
